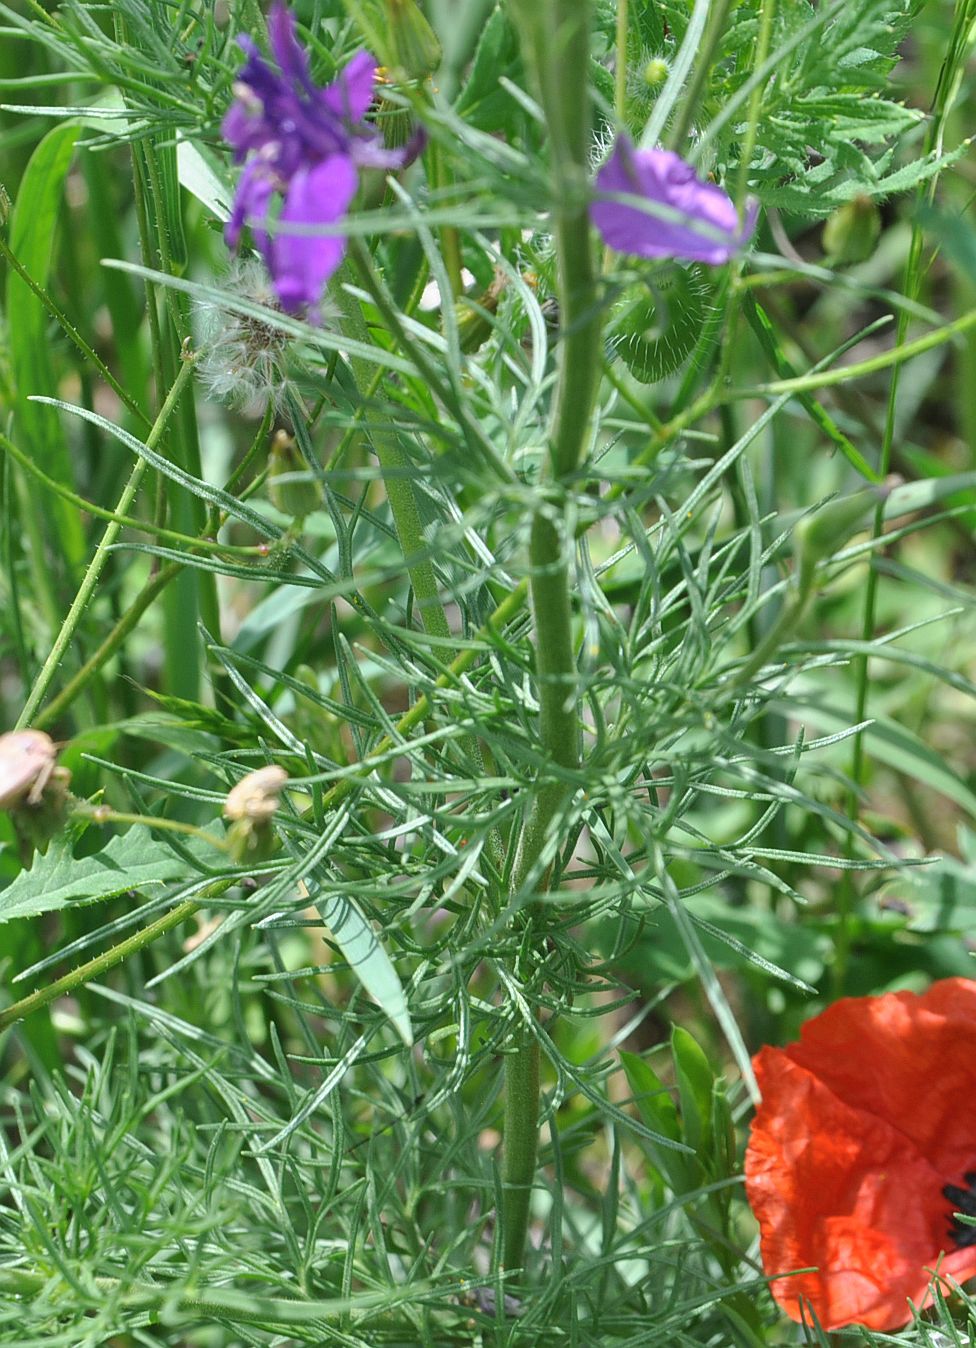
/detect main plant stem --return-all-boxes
[502,0,601,1273]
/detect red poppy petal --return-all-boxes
[747,1049,941,1329]
[746,981,976,1332]
[787,979,976,1166]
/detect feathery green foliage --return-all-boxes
[1,0,976,1343]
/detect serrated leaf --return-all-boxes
[0,827,205,923]
[762,142,968,217]
[453,5,521,125]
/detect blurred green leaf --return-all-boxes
[6,120,85,567]
[312,882,413,1047]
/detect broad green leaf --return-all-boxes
[176,135,232,223]
[0,827,208,924]
[884,471,976,520]
[604,894,827,990]
[886,846,976,935]
[619,1049,695,1190]
[619,1050,682,1145]
[671,1025,714,1159]
[768,471,976,556]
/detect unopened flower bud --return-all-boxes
[268,431,323,520]
[822,195,881,267]
[224,765,288,822]
[224,765,288,863]
[384,0,441,79]
[644,58,669,86]
[0,729,72,854]
[0,730,64,810]
[794,480,896,589]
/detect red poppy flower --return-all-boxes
[745,978,976,1331]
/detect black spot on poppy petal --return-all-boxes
[944,1172,976,1247]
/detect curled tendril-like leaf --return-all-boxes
[607,265,710,384]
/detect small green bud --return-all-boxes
[268,430,323,521]
[455,272,507,353]
[794,480,895,588]
[643,57,669,86]
[385,0,441,79]
[822,195,881,267]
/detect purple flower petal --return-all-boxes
[321,50,377,124]
[267,1,313,90]
[225,157,275,251]
[592,136,756,266]
[223,6,391,317]
[271,155,358,313]
[350,138,409,170]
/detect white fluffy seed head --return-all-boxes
[195,258,294,416]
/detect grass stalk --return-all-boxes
[16,355,197,729]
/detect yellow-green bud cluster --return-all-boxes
[823,196,881,267]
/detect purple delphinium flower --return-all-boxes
[591,135,757,266]
[223,3,404,315]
